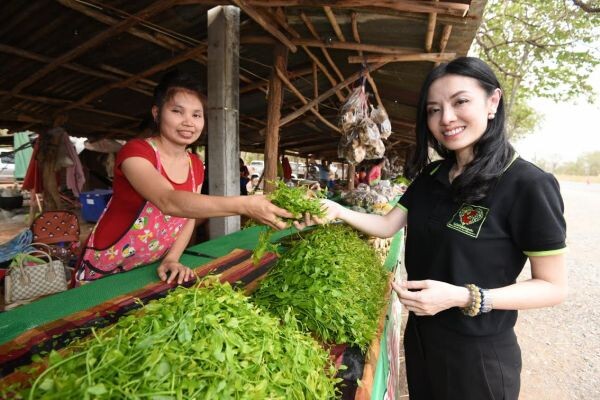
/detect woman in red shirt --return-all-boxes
[367,158,385,186]
[77,71,293,285]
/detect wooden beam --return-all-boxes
[279,62,386,128]
[96,64,157,89]
[230,0,297,53]
[323,6,345,42]
[0,112,139,137]
[59,0,273,89]
[292,38,422,55]
[62,45,207,112]
[266,9,345,101]
[275,67,340,133]
[56,0,200,58]
[436,24,453,66]
[351,12,383,108]
[245,1,470,17]
[264,44,288,193]
[240,66,312,94]
[312,62,319,112]
[0,43,153,96]
[299,12,347,86]
[439,24,453,53]
[348,52,455,63]
[10,1,177,96]
[425,1,438,53]
[0,90,141,122]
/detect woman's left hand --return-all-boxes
[157,260,195,284]
[392,279,468,316]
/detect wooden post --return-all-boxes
[264,44,288,193]
[207,5,240,238]
[348,163,355,190]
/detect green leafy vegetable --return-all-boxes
[252,225,389,350]
[251,181,326,264]
[4,279,339,399]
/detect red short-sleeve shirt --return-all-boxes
[92,139,204,248]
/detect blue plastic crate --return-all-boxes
[79,189,113,222]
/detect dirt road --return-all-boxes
[517,181,600,399]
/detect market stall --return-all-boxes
[0,225,404,399]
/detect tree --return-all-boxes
[573,0,600,13]
[555,151,600,175]
[473,0,600,138]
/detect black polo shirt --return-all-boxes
[398,156,566,336]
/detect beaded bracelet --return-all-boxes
[461,284,482,317]
[461,284,493,317]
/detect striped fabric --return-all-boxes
[0,249,277,379]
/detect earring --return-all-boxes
[488,112,496,120]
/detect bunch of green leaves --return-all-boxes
[391,175,411,186]
[252,225,389,351]
[6,279,339,400]
[252,181,326,264]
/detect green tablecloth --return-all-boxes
[0,226,293,345]
[0,225,406,399]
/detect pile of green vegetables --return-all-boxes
[252,181,326,263]
[252,224,389,350]
[4,280,339,399]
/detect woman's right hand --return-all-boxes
[294,199,344,229]
[244,195,295,230]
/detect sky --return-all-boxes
[512,67,600,164]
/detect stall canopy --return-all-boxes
[0,0,486,162]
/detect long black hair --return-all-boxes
[150,69,206,134]
[407,57,515,203]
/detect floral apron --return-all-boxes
[77,140,196,282]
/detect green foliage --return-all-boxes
[5,281,339,399]
[252,225,389,351]
[251,181,326,264]
[555,151,600,175]
[505,97,543,140]
[268,181,326,220]
[473,0,600,137]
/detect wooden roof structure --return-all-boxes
[0,0,487,160]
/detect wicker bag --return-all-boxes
[5,243,68,304]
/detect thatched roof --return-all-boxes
[0,0,487,159]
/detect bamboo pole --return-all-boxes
[323,6,346,42]
[299,12,348,90]
[275,67,340,133]
[62,45,207,112]
[312,62,319,112]
[348,52,455,63]
[265,9,346,101]
[351,12,383,108]
[435,24,453,66]
[0,44,153,96]
[245,1,470,17]
[279,62,386,128]
[425,0,439,53]
[10,0,177,96]
[230,0,297,53]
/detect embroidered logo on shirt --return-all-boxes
[447,203,489,238]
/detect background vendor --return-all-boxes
[367,158,385,186]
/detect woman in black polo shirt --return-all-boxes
[307,57,567,399]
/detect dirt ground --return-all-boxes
[516,181,600,400]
